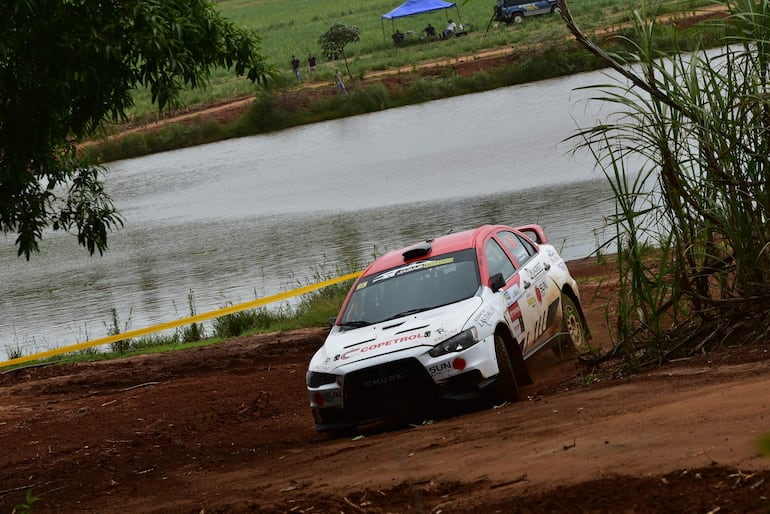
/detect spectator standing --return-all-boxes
[291,55,302,82]
[307,53,317,77]
[335,68,348,95]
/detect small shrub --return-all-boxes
[212,307,283,338]
[6,345,24,360]
[107,307,131,354]
[180,290,205,343]
[242,92,290,133]
[13,489,40,514]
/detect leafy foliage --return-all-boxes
[318,22,361,77]
[563,0,770,365]
[12,489,39,514]
[0,0,272,258]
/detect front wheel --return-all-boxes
[512,13,524,23]
[555,294,590,355]
[493,334,520,402]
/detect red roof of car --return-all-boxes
[362,225,499,275]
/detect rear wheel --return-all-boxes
[555,294,589,355]
[493,334,520,402]
[512,13,524,23]
[551,5,562,14]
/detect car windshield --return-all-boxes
[339,249,480,327]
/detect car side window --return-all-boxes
[517,233,537,257]
[486,239,516,281]
[497,230,532,267]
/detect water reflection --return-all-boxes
[0,69,620,359]
[0,180,614,359]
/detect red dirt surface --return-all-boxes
[2,257,770,513]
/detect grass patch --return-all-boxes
[84,1,728,163]
[2,269,357,370]
[103,0,715,126]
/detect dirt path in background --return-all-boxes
[2,257,770,513]
[112,4,727,140]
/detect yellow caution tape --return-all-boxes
[1,270,362,368]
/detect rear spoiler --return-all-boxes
[514,224,548,245]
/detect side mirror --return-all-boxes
[328,317,336,328]
[490,272,506,292]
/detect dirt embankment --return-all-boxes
[2,257,770,513]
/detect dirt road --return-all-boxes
[2,258,770,513]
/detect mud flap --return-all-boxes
[509,338,533,386]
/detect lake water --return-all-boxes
[0,68,623,360]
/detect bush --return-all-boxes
[565,0,770,366]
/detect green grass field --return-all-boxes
[124,0,711,120]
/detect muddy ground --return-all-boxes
[2,257,770,513]
[7,9,769,512]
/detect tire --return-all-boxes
[493,333,520,402]
[512,13,524,23]
[555,294,589,355]
[552,5,562,14]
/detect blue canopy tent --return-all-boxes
[381,0,462,41]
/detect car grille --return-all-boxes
[344,358,436,421]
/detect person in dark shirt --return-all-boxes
[307,53,317,77]
[291,55,302,82]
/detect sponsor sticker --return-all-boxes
[334,331,429,361]
[364,373,404,388]
[373,257,455,283]
[322,390,342,401]
[512,316,524,339]
[428,361,452,376]
[503,284,523,306]
[527,262,545,279]
[474,307,495,327]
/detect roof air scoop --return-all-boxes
[402,240,432,261]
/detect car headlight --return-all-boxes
[429,327,479,357]
[306,371,337,388]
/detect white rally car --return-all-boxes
[306,224,589,432]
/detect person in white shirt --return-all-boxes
[442,19,457,39]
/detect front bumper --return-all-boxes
[308,335,501,432]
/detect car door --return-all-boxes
[494,230,561,355]
[483,235,537,353]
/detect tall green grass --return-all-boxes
[567,0,770,367]
[118,0,713,123]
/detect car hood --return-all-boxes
[310,296,483,373]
